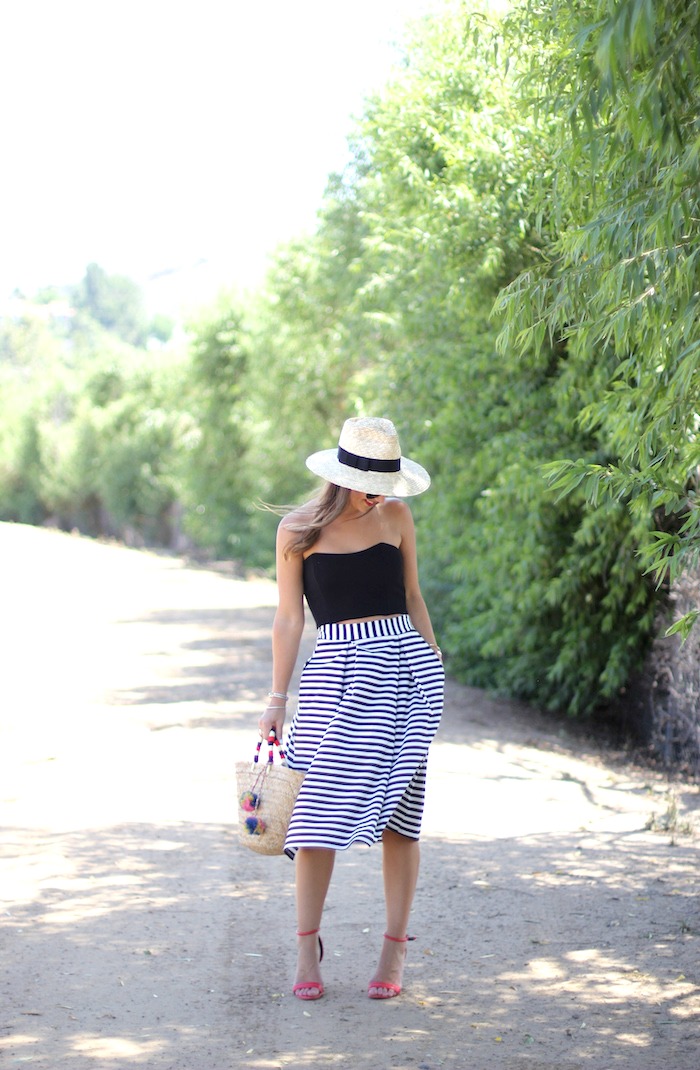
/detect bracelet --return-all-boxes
[267,691,288,700]
[265,704,286,710]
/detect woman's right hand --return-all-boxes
[259,703,286,742]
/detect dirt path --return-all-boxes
[1,522,698,1070]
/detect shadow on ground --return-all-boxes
[2,817,698,1070]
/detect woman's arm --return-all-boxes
[391,499,442,658]
[258,519,306,740]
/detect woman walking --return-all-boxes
[259,416,444,1001]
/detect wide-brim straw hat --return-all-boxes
[305,417,431,496]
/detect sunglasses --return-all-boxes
[365,493,381,500]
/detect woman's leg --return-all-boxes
[294,847,335,995]
[369,829,420,996]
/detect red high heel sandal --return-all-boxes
[293,928,325,1001]
[368,933,415,1000]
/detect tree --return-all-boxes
[0,411,46,525]
[177,303,255,558]
[496,0,700,638]
[73,262,149,347]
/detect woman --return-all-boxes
[259,416,444,1001]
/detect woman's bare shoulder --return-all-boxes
[383,498,413,522]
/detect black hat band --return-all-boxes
[337,446,401,473]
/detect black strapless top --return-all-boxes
[302,542,407,627]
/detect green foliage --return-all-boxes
[55,369,181,541]
[0,284,186,546]
[0,310,65,375]
[177,304,257,558]
[0,410,47,525]
[73,262,150,347]
[665,609,700,642]
[496,0,700,614]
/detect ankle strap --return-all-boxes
[384,932,416,942]
[297,928,320,936]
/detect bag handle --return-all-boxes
[254,732,288,765]
[239,734,291,837]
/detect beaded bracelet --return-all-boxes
[267,690,288,700]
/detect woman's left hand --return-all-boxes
[259,703,286,741]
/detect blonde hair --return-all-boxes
[282,483,351,558]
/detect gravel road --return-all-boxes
[1,522,698,1069]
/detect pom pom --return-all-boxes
[239,791,259,812]
[244,815,266,836]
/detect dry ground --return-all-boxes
[0,522,698,1070]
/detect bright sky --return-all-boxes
[2,0,437,314]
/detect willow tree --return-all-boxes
[496,0,700,638]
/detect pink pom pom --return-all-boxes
[239,791,258,812]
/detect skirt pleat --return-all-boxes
[283,615,444,858]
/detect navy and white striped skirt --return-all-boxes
[283,615,444,859]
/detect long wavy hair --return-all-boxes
[280,483,351,558]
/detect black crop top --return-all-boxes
[302,542,407,627]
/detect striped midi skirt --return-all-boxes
[283,615,444,859]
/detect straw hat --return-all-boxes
[305,417,430,496]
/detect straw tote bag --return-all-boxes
[235,734,305,856]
